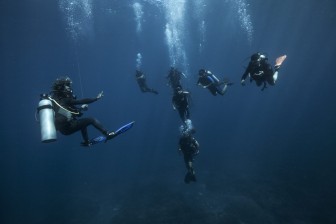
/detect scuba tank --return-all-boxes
[37,94,57,143]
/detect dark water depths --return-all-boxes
[1,0,336,223]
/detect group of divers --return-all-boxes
[38,52,286,184]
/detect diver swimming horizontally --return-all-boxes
[197,69,233,96]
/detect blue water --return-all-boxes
[1,0,336,223]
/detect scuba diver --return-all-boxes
[48,76,115,146]
[172,86,191,123]
[135,70,158,94]
[197,69,233,96]
[166,67,185,91]
[241,52,287,91]
[178,125,199,184]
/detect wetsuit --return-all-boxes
[167,68,183,91]
[197,72,225,96]
[179,135,199,183]
[53,96,108,143]
[172,90,190,122]
[241,60,275,89]
[136,72,158,94]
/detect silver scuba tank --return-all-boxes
[38,98,57,143]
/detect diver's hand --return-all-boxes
[241,79,246,86]
[96,91,104,100]
[81,104,89,111]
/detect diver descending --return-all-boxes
[197,69,233,96]
[178,122,199,184]
[172,86,191,123]
[135,70,158,94]
[166,67,184,91]
[39,76,115,146]
[241,53,287,91]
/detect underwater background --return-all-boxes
[1,0,336,223]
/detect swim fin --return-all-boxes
[87,121,135,146]
[275,55,287,67]
[184,171,197,184]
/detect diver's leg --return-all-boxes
[178,108,189,123]
[76,117,109,136]
[255,80,263,86]
[183,155,194,173]
[88,118,109,135]
[81,127,89,143]
[61,119,91,144]
[140,86,147,92]
[272,71,279,83]
[183,155,196,183]
[141,84,158,94]
[178,109,185,122]
[149,88,158,94]
[187,161,194,173]
[209,86,217,96]
[185,108,190,120]
[60,120,82,135]
[220,84,228,95]
[144,86,154,93]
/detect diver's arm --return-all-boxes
[197,78,210,88]
[197,80,205,88]
[172,97,177,110]
[241,63,252,82]
[178,140,183,154]
[241,70,249,82]
[193,138,200,148]
[69,98,98,105]
[69,91,103,105]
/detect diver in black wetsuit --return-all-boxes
[135,70,158,94]
[241,52,281,91]
[50,76,115,146]
[172,86,190,123]
[197,69,233,96]
[166,67,184,91]
[178,130,199,184]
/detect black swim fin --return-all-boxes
[184,171,197,184]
